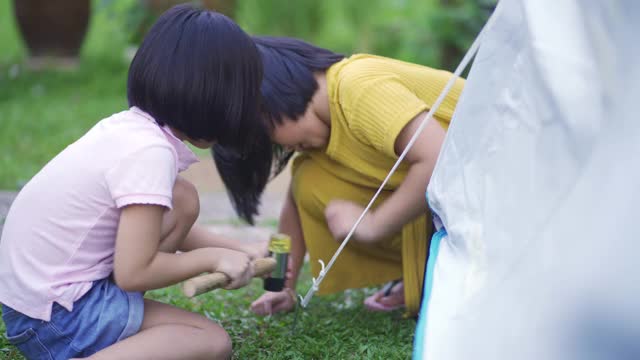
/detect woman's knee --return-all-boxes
[172,177,200,225]
[291,157,362,219]
[291,159,327,216]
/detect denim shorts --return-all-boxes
[1,277,144,360]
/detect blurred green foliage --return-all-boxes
[96,0,496,70]
[235,0,495,70]
[0,0,494,189]
[0,0,133,189]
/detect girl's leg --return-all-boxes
[158,176,200,253]
[84,299,232,359]
[83,178,231,359]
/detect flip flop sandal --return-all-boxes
[364,279,404,312]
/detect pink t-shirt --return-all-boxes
[0,107,198,321]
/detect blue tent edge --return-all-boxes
[412,224,446,359]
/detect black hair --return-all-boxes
[127,4,262,149]
[253,36,345,128]
[214,36,344,224]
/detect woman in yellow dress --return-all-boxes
[214,36,464,316]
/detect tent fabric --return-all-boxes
[414,1,640,359]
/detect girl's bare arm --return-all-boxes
[113,204,250,292]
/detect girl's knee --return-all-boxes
[216,331,233,359]
[202,323,232,359]
[172,177,200,224]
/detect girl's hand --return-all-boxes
[213,248,254,289]
[250,288,297,316]
[324,199,380,244]
[239,239,270,260]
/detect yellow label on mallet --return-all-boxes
[268,233,291,253]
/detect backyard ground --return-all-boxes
[0,164,415,359]
[0,1,415,358]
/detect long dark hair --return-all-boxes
[214,36,344,224]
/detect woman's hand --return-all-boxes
[212,248,254,289]
[250,288,297,315]
[324,199,380,244]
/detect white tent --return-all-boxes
[414,1,640,359]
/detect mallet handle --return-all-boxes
[182,258,277,297]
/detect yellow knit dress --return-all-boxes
[291,54,464,315]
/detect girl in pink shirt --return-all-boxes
[0,5,264,359]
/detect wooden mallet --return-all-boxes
[182,257,277,297]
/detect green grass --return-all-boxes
[148,265,415,359]
[0,0,131,190]
[0,264,415,359]
[0,316,22,359]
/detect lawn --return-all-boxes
[0,1,416,358]
[1,263,415,359]
[0,1,131,190]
